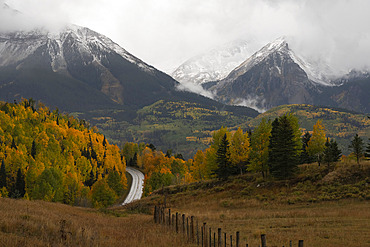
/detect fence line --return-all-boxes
[153,205,304,247]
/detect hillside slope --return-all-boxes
[247,104,370,154]
[0,99,126,207]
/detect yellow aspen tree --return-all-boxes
[191,150,206,180]
[230,127,250,175]
[307,119,326,166]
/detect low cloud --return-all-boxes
[232,96,267,113]
[0,1,69,32]
[175,82,215,99]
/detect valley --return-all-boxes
[1,2,370,247]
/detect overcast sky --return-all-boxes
[2,0,370,74]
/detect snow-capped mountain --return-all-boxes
[0,24,178,111]
[0,25,154,74]
[172,39,255,85]
[210,37,370,113]
[212,37,332,111]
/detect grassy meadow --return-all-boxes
[130,161,370,247]
[0,198,193,247]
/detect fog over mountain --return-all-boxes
[2,0,370,74]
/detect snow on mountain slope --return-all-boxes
[0,24,155,73]
[227,37,336,87]
[172,39,255,85]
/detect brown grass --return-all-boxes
[0,198,194,247]
[135,162,370,247]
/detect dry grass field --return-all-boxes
[1,162,369,247]
[132,162,370,247]
[0,198,193,247]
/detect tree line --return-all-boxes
[123,113,370,195]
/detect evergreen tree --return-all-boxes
[365,138,370,160]
[165,149,172,158]
[322,138,341,167]
[349,134,364,165]
[148,143,156,151]
[0,160,6,188]
[174,153,184,160]
[132,152,138,167]
[300,132,314,164]
[31,140,37,159]
[330,139,342,163]
[12,168,25,198]
[103,136,107,146]
[11,138,17,150]
[84,170,96,187]
[268,115,300,179]
[213,134,232,179]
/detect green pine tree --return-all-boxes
[349,134,364,165]
[31,140,37,159]
[330,139,342,163]
[132,152,138,167]
[214,134,232,179]
[0,160,6,188]
[300,132,314,164]
[11,138,17,150]
[12,168,25,198]
[365,138,370,160]
[269,115,300,179]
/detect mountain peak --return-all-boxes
[172,39,255,85]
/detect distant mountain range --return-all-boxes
[172,37,370,113]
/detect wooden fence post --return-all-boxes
[217,228,221,247]
[203,223,207,247]
[182,214,185,235]
[236,231,239,247]
[298,240,304,247]
[161,207,164,224]
[224,233,227,247]
[176,213,179,233]
[172,214,175,229]
[213,232,216,247]
[209,227,212,247]
[196,219,199,245]
[168,208,171,226]
[230,235,233,247]
[154,206,157,223]
[290,240,292,247]
[191,216,194,242]
[261,234,267,247]
[159,206,162,224]
[187,217,189,241]
[201,225,204,247]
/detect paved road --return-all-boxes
[122,167,145,205]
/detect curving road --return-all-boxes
[122,167,145,205]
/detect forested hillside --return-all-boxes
[248,104,370,154]
[0,99,126,207]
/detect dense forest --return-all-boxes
[0,99,126,207]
